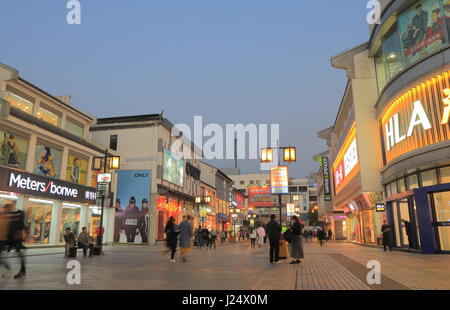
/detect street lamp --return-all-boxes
[292,194,300,202]
[260,145,297,227]
[92,150,120,253]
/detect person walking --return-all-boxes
[221,230,227,244]
[165,216,179,263]
[202,227,211,249]
[289,216,304,264]
[381,221,393,252]
[266,214,282,264]
[257,225,266,248]
[249,228,257,249]
[317,228,326,247]
[195,226,203,248]
[5,204,26,279]
[209,228,217,250]
[0,206,11,278]
[328,228,334,243]
[178,215,193,263]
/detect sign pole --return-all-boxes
[97,149,108,254]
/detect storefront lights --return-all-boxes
[29,198,53,205]
[62,203,81,208]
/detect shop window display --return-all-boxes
[25,202,52,244]
[65,118,84,138]
[37,105,61,127]
[59,207,81,242]
[375,29,404,91]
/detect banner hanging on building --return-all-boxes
[321,156,332,201]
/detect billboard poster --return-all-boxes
[0,130,28,170]
[287,203,295,217]
[398,0,446,65]
[270,166,289,194]
[34,144,62,178]
[248,186,274,207]
[66,154,88,185]
[321,156,332,201]
[163,149,184,187]
[115,170,151,244]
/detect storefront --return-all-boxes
[0,166,98,246]
[379,69,450,253]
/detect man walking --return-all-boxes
[266,214,282,264]
[179,215,193,263]
[209,228,217,250]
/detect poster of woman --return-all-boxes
[0,131,28,170]
[34,145,62,178]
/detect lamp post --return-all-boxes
[92,150,120,253]
[261,145,297,227]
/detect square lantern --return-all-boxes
[283,147,297,162]
[261,148,273,163]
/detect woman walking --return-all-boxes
[165,216,179,263]
[289,216,304,264]
[249,228,257,249]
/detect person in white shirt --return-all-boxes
[256,226,266,248]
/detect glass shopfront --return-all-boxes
[431,191,450,251]
[25,199,53,244]
[59,204,81,242]
[387,197,421,249]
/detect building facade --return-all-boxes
[90,115,203,245]
[0,63,113,247]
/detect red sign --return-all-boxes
[248,186,273,207]
[157,196,180,213]
[334,161,344,189]
[235,191,245,209]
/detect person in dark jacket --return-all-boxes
[317,228,326,247]
[5,204,26,279]
[165,216,179,263]
[64,227,76,258]
[402,219,415,249]
[202,228,211,249]
[266,214,282,264]
[123,196,139,243]
[382,221,393,252]
[137,198,149,244]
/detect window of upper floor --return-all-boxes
[65,117,85,138]
[375,0,450,92]
[37,104,62,127]
[7,92,34,114]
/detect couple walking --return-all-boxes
[165,215,193,263]
[265,214,304,264]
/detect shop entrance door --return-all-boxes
[394,197,420,250]
[430,191,450,252]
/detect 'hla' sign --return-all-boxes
[381,71,450,164]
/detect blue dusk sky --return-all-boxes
[0,0,370,178]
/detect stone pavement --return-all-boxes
[0,240,449,290]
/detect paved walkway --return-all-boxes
[0,240,449,290]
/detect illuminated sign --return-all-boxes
[0,166,96,204]
[248,186,274,207]
[321,156,332,201]
[287,203,295,216]
[97,173,112,183]
[376,203,386,212]
[380,70,450,164]
[333,124,359,194]
[270,166,289,194]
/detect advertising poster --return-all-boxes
[270,166,289,194]
[321,156,332,201]
[248,186,274,207]
[0,130,28,170]
[398,0,446,64]
[66,154,88,185]
[163,149,184,187]
[287,203,295,217]
[115,170,151,244]
[34,144,62,178]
